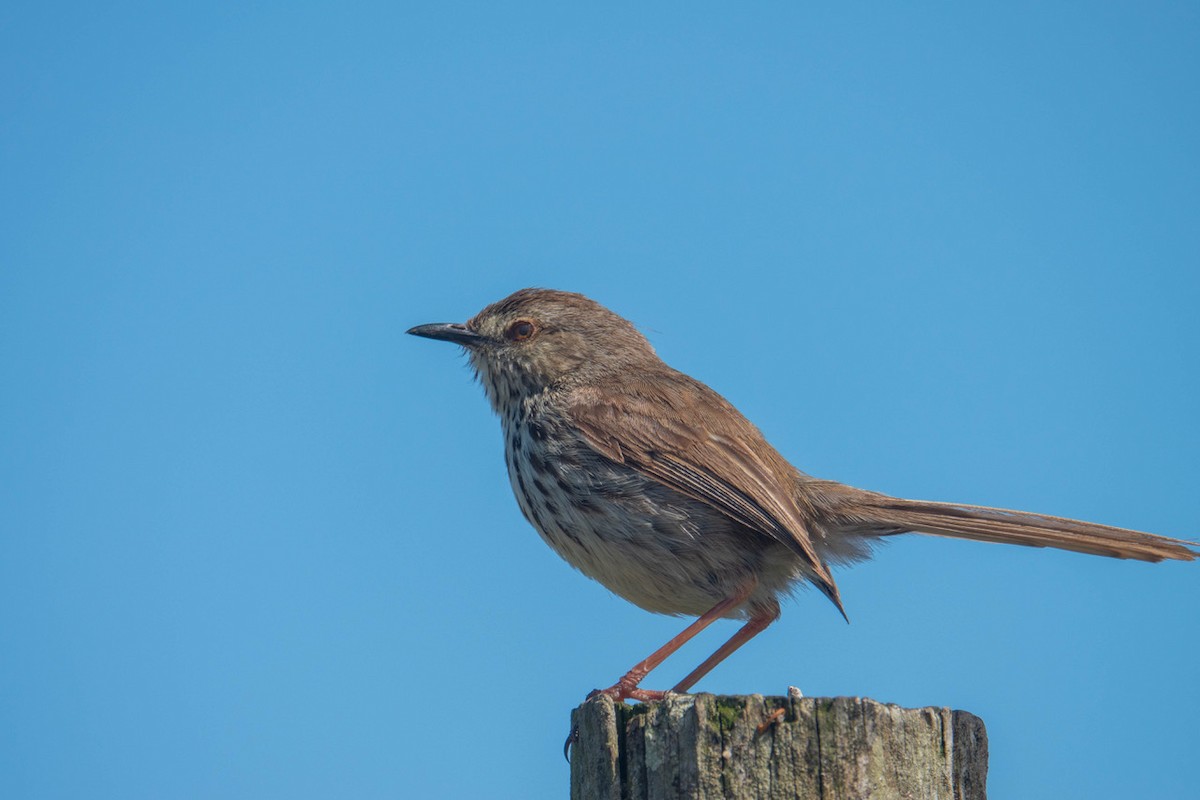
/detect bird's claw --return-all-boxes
[563,724,579,763]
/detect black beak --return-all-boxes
[407,322,486,347]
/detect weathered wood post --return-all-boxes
[570,692,987,800]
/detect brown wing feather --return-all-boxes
[567,371,847,617]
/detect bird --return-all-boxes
[408,287,1197,704]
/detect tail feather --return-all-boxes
[817,484,1198,563]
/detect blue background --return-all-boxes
[3,3,1197,798]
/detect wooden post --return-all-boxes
[570,693,987,800]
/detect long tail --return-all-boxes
[814,482,1198,563]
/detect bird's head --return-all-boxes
[408,288,657,413]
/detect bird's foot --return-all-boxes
[567,681,666,762]
[587,678,667,704]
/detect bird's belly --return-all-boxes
[505,436,795,617]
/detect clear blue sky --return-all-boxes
[2,3,1197,798]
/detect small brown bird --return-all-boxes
[409,288,1197,703]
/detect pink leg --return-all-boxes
[590,585,757,703]
[670,601,780,693]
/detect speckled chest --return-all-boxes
[500,397,588,542]
[497,388,661,563]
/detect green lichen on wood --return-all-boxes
[710,695,744,733]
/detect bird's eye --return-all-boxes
[506,319,536,342]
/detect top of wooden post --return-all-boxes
[570,693,987,800]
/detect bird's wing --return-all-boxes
[566,372,846,618]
